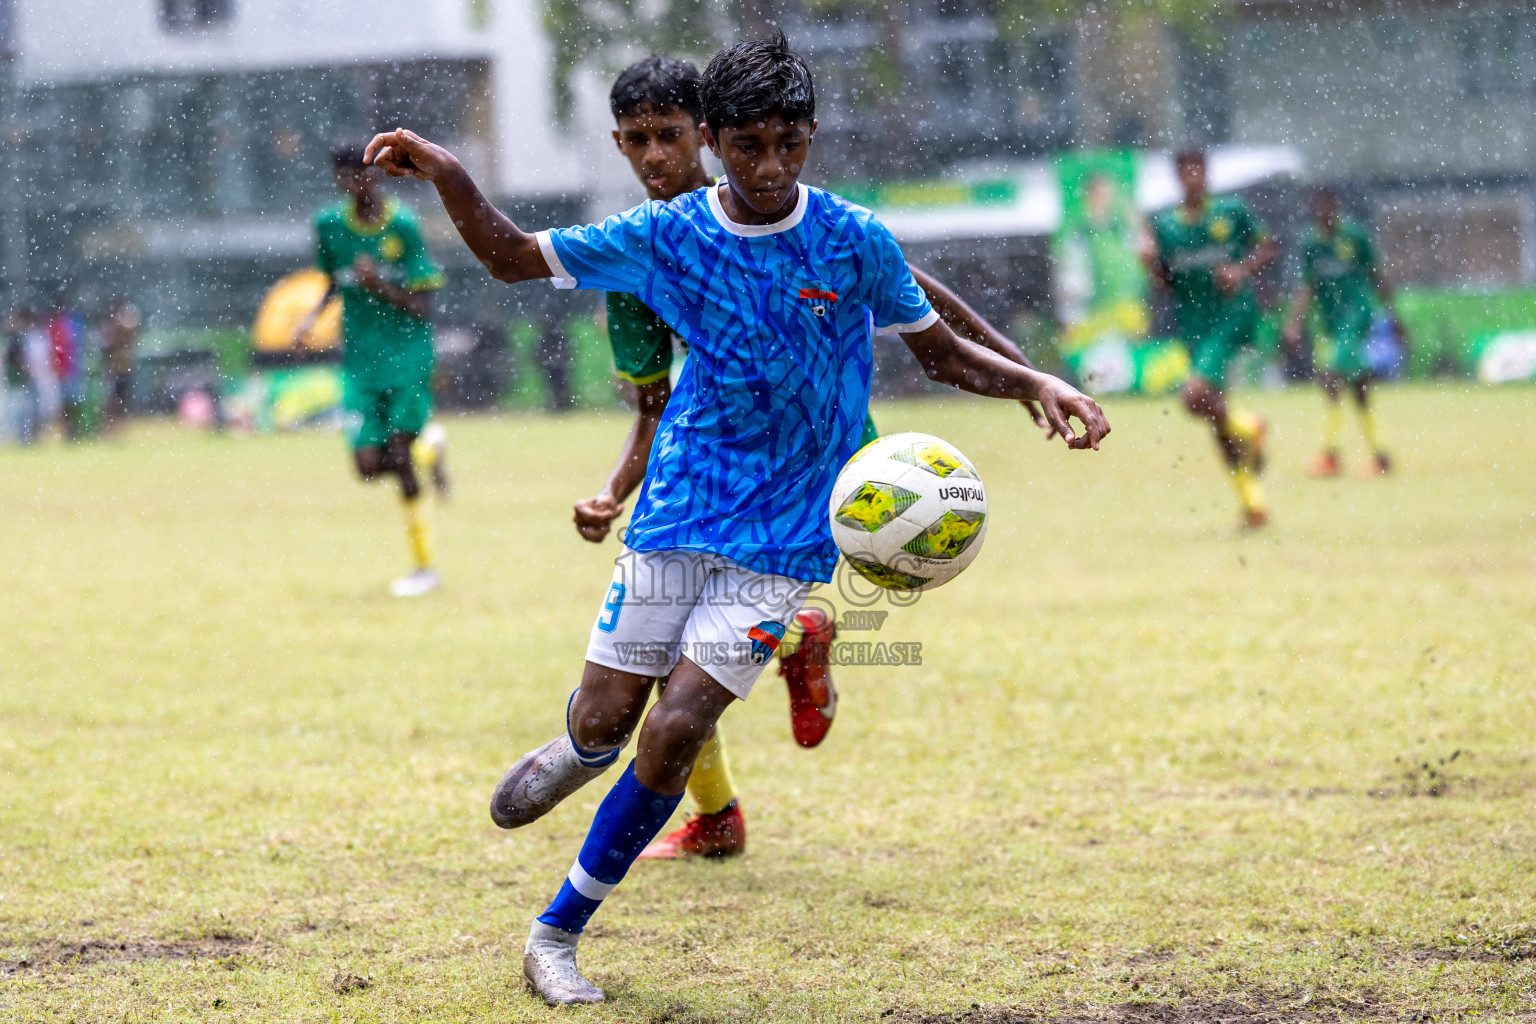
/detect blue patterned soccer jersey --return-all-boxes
[538,183,937,582]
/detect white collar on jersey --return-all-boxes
[708,181,809,237]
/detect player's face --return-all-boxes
[704,115,816,220]
[1176,158,1206,200]
[612,107,705,202]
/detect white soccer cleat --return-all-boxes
[490,735,612,829]
[389,568,441,598]
[523,921,604,1005]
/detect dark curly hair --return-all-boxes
[610,55,703,121]
[700,30,815,136]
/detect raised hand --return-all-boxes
[1035,378,1110,451]
[364,129,462,183]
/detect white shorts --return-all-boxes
[584,547,813,700]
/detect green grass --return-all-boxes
[1,383,1533,1023]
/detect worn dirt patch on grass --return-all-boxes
[883,996,1415,1024]
[1392,928,1536,965]
[0,935,255,974]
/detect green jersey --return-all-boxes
[315,197,445,387]
[1300,217,1377,340]
[605,291,677,386]
[1151,196,1268,336]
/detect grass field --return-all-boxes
[1,383,1533,1023]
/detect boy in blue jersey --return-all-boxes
[365,32,1108,1005]
[590,55,1062,860]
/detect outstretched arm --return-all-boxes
[908,264,1052,434]
[909,265,1029,365]
[574,377,671,543]
[1216,235,1279,294]
[365,129,551,284]
[1139,234,1171,292]
[1282,284,1314,353]
[903,321,1109,450]
[1243,235,1280,277]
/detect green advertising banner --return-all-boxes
[1052,150,1186,394]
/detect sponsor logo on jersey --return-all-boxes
[747,620,787,664]
[381,234,405,262]
[1209,217,1233,243]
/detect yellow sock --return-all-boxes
[411,436,437,472]
[1359,406,1383,453]
[686,728,738,816]
[1229,466,1266,513]
[1323,402,1343,452]
[1223,408,1261,446]
[403,496,434,571]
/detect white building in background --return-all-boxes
[16,0,583,198]
[7,0,616,324]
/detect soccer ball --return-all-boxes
[828,432,988,592]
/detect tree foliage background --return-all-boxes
[540,0,1230,146]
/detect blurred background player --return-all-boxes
[1143,146,1278,530]
[100,298,140,438]
[1284,186,1398,478]
[579,55,1059,860]
[298,140,450,597]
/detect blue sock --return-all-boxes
[567,688,620,769]
[537,760,683,934]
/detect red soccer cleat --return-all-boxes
[779,607,838,748]
[1305,451,1341,478]
[637,801,745,860]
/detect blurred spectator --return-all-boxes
[3,312,36,444]
[23,310,61,440]
[101,298,140,435]
[49,302,88,438]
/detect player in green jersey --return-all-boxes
[1283,187,1397,478]
[573,56,1054,861]
[1144,146,1278,529]
[300,141,450,597]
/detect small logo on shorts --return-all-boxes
[746,620,787,665]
